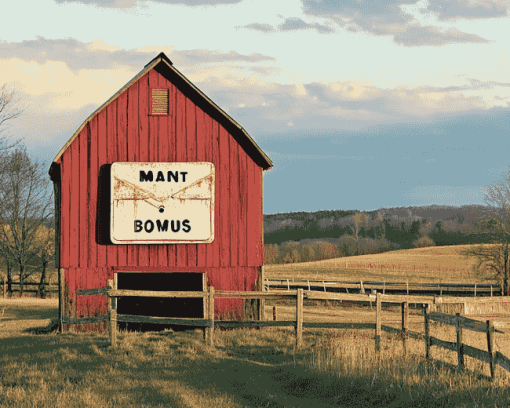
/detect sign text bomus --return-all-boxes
[134,219,191,233]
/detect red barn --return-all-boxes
[49,52,273,332]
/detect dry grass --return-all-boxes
[265,244,497,284]
[2,297,510,407]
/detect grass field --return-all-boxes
[264,244,496,284]
[2,244,510,406]
[3,298,510,405]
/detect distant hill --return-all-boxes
[264,204,501,246]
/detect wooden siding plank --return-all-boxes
[117,91,128,267]
[70,139,80,268]
[156,72,170,267]
[68,268,76,331]
[186,97,197,267]
[138,74,150,267]
[175,87,187,267]
[88,118,98,269]
[79,128,89,328]
[60,152,70,268]
[219,125,230,267]
[210,120,220,268]
[166,82,177,267]
[229,137,239,267]
[107,100,118,267]
[97,109,107,268]
[127,77,139,267]
[238,147,247,267]
[79,128,88,269]
[148,70,159,267]
[255,164,263,265]
[246,156,257,266]
[196,106,207,267]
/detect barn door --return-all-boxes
[116,272,204,332]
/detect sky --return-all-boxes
[1,0,509,215]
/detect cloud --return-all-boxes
[195,75,497,134]
[426,78,510,93]
[176,49,276,64]
[0,37,154,72]
[0,37,276,73]
[2,37,506,150]
[392,25,490,46]
[279,17,334,33]
[53,0,242,8]
[238,17,334,34]
[300,0,492,46]
[427,0,508,20]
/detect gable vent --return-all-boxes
[151,88,169,115]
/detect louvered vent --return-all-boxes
[151,89,169,115]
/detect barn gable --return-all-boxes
[50,52,272,172]
[48,52,271,331]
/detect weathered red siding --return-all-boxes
[56,62,266,331]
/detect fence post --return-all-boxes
[203,287,208,342]
[108,279,117,347]
[296,289,303,348]
[487,319,496,380]
[360,280,365,294]
[456,313,464,371]
[273,306,277,321]
[2,278,5,299]
[424,305,430,361]
[208,286,215,347]
[375,293,381,353]
[402,302,408,356]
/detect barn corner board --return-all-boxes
[48,52,272,332]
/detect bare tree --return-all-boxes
[0,83,24,291]
[344,212,370,254]
[459,167,510,294]
[0,83,23,149]
[0,146,53,295]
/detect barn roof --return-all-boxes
[50,52,273,171]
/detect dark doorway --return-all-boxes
[116,272,204,332]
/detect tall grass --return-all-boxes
[3,317,510,407]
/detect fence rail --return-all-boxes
[266,278,500,297]
[1,279,58,298]
[72,280,510,380]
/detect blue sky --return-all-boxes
[1,0,509,214]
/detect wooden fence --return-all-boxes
[266,278,500,297]
[1,278,58,298]
[72,280,510,380]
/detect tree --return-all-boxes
[0,146,53,295]
[344,212,369,254]
[0,83,23,150]
[0,83,24,290]
[458,167,510,295]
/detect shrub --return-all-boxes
[413,235,436,248]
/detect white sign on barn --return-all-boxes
[110,162,215,244]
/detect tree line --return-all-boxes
[264,175,510,296]
[0,83,55,297]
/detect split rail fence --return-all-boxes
[71,279,510,380]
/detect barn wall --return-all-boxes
[58,68,264,329]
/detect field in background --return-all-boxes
[265,244,493,284]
